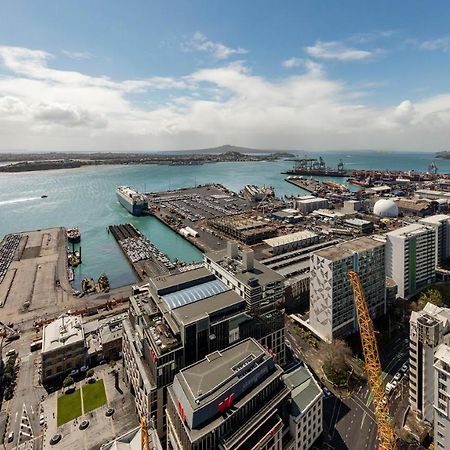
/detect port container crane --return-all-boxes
[348,271,397,450]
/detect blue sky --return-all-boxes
[1,1,450,151]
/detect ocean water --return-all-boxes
[0,151,448,288]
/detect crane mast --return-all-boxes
[348,271,397,450]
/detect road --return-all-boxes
[3,331,47,449]
[286,324,410,449]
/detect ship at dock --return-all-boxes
[283,156,348,177]
[116,186,148,216]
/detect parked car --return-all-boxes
[7,432,14,443]
[394,372,403,382]
[400,363,408,373]
[6,348,16,357]
[40,414,45,426]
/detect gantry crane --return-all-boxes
[348,271,397,450]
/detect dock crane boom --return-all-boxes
[348,271,397,450]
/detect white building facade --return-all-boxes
[385,224,436,299]
[434,344,450,450]
[409,304,450,424]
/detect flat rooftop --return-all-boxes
[206,249,284,285]
[178,339,267,409]
[42,314,84,353]
[263,230,318,247]
[420,214,450,225]
[171,290,244,326]
[313,236,384,262]
[150,266,214,293]
[386,223,433,238]
[296,197,327,204]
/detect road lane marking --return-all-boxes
[360,412,366,429]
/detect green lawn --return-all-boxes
[57,389,82,426]
[82,379,107,412]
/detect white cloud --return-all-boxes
[182,32,248,60]
[1,44,450,151]
[282,57,303,68]
[417,37,450,52]
[62,50,92,60]
[305,40,373,61]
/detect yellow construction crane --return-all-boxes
[348,271,397,450]
[140,416,149,450]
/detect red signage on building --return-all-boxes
[177,400,186,422]
[218,393,235,413]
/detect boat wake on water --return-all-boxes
[0,196,43,205]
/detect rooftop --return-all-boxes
[386,223,433,238]
[283,366,322,418]
[42,314,84,353]
[344,218,372,226]
[296,197,327,204]
[161,278,229,310]
[313,236,384,262]
[150,266,214,293]
[419,214,450,225]
[435,344,450,366]
[263,230,318,248]
[411,303,450,329]
[206,249,284,285]
[178,338,268,410]
[171,290,245,326]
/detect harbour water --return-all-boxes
[0,151,448,288]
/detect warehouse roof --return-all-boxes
[264,230,318,248]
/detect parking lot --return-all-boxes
[147,184,249,223]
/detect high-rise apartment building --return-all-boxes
[123,266,285,438]
[385,223,436,299]
[419,214,450,266]
[433,344,450,450]
[409,303,450,423]
[309,236,386,342]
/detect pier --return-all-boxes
[109,223,176,279]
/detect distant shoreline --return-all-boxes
[0,150,293,173]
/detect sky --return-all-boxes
[1,1,450,152]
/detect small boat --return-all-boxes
[41,195,48,198]
[67,227,81,243]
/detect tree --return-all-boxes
[413,288,444,311]
[320,339,352,385]
[87,368,94,378]
[63,376,74,388]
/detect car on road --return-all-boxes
[394,372,403,382]
[7,432,14,443]
[323,387,332,398]
[285,340,292,350]
[6,348,16,357]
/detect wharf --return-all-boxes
[109,223,175,279]
[145,184,251,253]
[285,177,319,193]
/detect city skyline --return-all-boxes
[1,1,450,151]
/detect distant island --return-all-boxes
[436,151,450,159]
[0,146,296,173]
